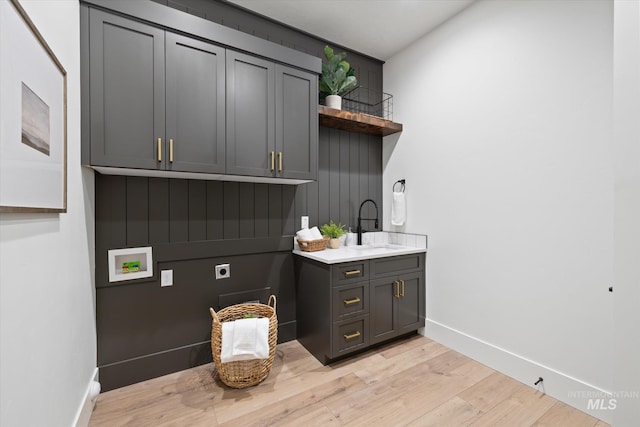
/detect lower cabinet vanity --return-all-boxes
[294,248,425,364]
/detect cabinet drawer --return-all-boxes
[332,316,369,358]
[371,254,423,277]
[332,261,369,284]
[332,282,368,321]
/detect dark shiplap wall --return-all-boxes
[96,0,383,390]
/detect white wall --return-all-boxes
[384,0,614,421]
[0,1,97,426]
[613,0,640,424]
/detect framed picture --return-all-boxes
[0,0,67,213]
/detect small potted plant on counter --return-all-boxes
[320,220,347,249]
[319,45,357,110]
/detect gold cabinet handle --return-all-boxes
[157,137,162,162]
[343,297,361,305]
[270,151,275,171]
[278,151,283,172]
[344,331,361,340]
[344,269,361,277]
[400,279,405,297]
[394,280,400,298]
[169,138,174,163]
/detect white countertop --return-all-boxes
[293,243,426,264]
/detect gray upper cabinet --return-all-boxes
[226,52,318,181]
[165,33,226,174]
[89,10,165,169]
[225,51,275,177]
[82,1,320,183]
[89,11,225,173]
[276,65,318,180]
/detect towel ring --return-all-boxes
[393,179,406,193]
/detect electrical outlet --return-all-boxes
[215,264,230,279]
[161,269,173,287]
[301,216,309,229]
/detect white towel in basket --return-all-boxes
[220,317,269,363]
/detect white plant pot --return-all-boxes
[328,238,340,249]
[325,95,342,110]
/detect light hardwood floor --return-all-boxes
[89,335,609,426]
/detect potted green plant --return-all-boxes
[320,220,347,249]
[319,45,357,110]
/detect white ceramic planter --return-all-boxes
[328,238,340,249]
[325,95,342,110]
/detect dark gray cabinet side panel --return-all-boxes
[89,9,164,169]
[294,257,332,364]
[275,65,318,180]
[225,51,275,177]
[165,33,226,173]
[80,4,90,165]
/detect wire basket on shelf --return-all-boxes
[209,295,278,389]
[342,86,394,120]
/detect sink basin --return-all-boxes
[349,243,403,250]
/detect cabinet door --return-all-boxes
[369,277,398,345]
[89,10,165,169]
[226,51,275,177]
[165,33,225,173]
[275,65,318,180]
[397,272,425,334]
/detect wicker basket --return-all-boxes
[297,236,329,252]
[209,295,278,388]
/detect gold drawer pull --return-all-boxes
[157,137,162,162]
[400,279,405,297]
[344,331,361,340]
[169,138,174,163]
[343,297,361,305]
[394,280,400,298]
[343,269,361,277]
[278,151,283,172]
[270,151,275,171]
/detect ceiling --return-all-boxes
[226,0,475,60]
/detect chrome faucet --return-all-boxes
[356,199,379,245]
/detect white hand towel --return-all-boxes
[220,317,270,363]
[309,226,323,240]
[296,228,313,241]
[391,191,406,226]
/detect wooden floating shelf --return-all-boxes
[318,105,403,136]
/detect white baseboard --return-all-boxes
[423,319,613,424]
[73,368,100,427]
